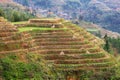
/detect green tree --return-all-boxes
[13,11,20,22]
[0,7,35,22]
[0,8,5,17]
[104,34,110,52]
[109,37,120,53]
[78,15,83,21]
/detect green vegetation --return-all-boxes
[104,34,111,53]
[0,7,35,22]
[0,53,118,80]
[18,27,67,32]
[87,28,101,38]
[0,8,5,17]
[12,21,27,25]
[24,20,116,79]
[86,28,99,32]
[0,18,119,80]
[0,53,54,80]
[103,34,120,54]
[109,37,120,53]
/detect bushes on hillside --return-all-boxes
[0,8,5,17]
[0,53,54,80]
[0,53,120,80]
[109,37,120,53]
[0,8,35,22]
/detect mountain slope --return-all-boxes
[0,0,12,2]
[0,17,117,79]
[0,1,35,22]
[16,18,116,79]
[73,20,120,38]
[0,17,53,80]
[13,0,120,33]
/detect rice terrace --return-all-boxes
[1,0,120,79]
[0,17,118,80]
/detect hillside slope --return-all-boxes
[73,20,120,38]
[0,0,35,22]
[16,18,116,79]
[13,0,120,33]
[0,17,53,80]
[0,0,12,2]
[0,17,117,80]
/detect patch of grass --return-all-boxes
[12,21,27,25]
[86,28,99,32]
[18,27,67,32]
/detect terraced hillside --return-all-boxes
[17,18,116,79]
[0,17,39,56]
[0,17,53,80]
